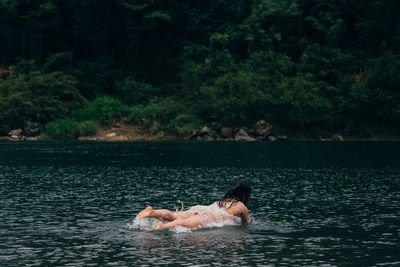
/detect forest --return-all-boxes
[0,0,399,140]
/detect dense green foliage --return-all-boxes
[44,119,80,140]
[0,0,399,138]
[44,119,98,140]
[0,71,84,134]
[73,96,129,126]
[128,97,200,135]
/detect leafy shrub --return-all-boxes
[0,81,33,129]
[165,114,201,136]
[272,76,334,128]
[353,52,400,125]
[191,70,270,126]
[246,51,294,77]
[14,59,36,75]
[0,71,84,129]
[44,119,99,140]
[78,120,99,136]
[128,97,184,133]
[184,48,337,130]
[74,58,126,98]
[42,51,74,73]
[27,72,85,123]
[44,119,80,140]
[115,77,159,105]
[75,96,128,125]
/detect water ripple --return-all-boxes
[1,143,400,266]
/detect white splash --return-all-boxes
[200,217,242,229]
[127,216,160,231]
[172,226,192,233]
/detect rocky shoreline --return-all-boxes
[1,120,399,142]
[187,121,288,142]
[0,122,41,141]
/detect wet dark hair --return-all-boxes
[218,184,251,208]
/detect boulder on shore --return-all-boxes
[189,130,199,140]
[235,129,255,141]
[202,135,214,141]
[106,132,117,137]
[277,135,288,140]
[253,120,272,137]
[332,134,344,141]
[220,127,233,138]
[10,135,20,140]
[8,129,23,137]
[24,121,40,137]
[268,135,278,142]
[25,137,40,141]
[198,126,211,137]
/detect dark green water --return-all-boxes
[1,142,399,266]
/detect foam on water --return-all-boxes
[171,218,242,233]
[172,226,192,233]
[127,216,160,231]
[200,217,242,229]
[128,215,242,232]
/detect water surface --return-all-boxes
[1,142,399,266]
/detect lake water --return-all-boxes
[0,141,399,266]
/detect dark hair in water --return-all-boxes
[218,184,251,209]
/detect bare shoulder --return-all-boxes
[226,201,250,223]
[235,201,248,210]
[227,201,248,215]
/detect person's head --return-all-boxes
[219,183,251,207]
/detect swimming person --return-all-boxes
[137,184,251,230]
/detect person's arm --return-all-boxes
[239,203,250,223]
[227,202,250,223]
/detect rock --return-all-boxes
[0,136,11,141]
[198,126,211,137]
[25,137,39,141]
[196,136,203,141]
[235,129,255,141]
[268,135,278,142]
[220,127,233,138]
[79,136,99,141]
[203,135,214,141]
[105,132,117,137]
[10,135,20,140]
[256,136,265,141]
[277,135,288,140]
[8,129,23,137]
[24,121,39,137]
[189,130,198,140]
[253,120,272,137]
[320,137,333,141]
[332,134,344,141]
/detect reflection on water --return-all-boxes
[0,142,400,266]
[125,227,252,266]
